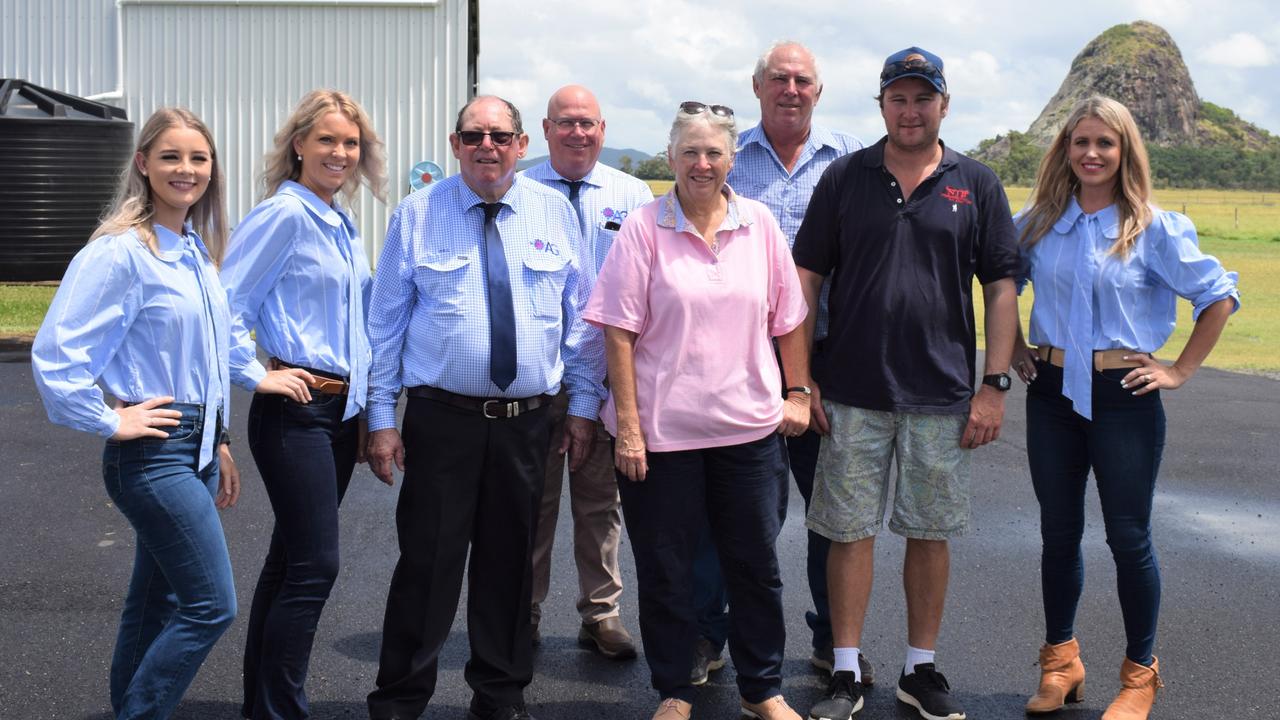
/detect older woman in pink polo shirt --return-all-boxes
[584,102,810,720]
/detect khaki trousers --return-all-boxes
[530,391,625,624]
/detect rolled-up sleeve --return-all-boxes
[1148,211,1241,320]
[31,238,138,438]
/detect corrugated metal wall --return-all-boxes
[3,0,469,264]
[1,0,119,98]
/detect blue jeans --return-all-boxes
[694,431,830,653]
[1026,361,1165,665]
[102,403,237,719]
[242,392,359,719]
[618,433,787,704]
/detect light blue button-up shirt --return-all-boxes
[221,180,372,419]
[1017,199,1240,419]
[727,122,862,340]
[366,173,605,432]
[32,224,231,469]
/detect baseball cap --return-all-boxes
[880,47,947,94]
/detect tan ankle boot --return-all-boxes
[1101,657,1163,720]
[1026,638,1086,714]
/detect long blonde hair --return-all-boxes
[1019,96,1153,257]
[93,107,228,264]
[260,89,388,207]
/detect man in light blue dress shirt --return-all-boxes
[521,84,653,661]
[692,40,867,687]
[365,95,603,720]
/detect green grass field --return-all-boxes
[3,186,1276,371]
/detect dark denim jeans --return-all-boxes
[102,403,236,719]
[618,433,787,704]
[242,392,359,719]
[694,431,831,654]
[1026,361,1166,665]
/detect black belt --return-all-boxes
[406,386,551,419]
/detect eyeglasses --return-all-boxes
[679,101,734,118]
[880,58,943,85]
[550,118,600,132]
[457,130,518,147]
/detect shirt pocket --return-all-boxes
[413,251,474,316]
[522,252,570,319]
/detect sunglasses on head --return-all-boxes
[880,58,941,85]
[457,130,518,147]
[679,101,734,118]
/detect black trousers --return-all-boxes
[367,395,550,719]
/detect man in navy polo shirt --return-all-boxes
[793,47,1019,720]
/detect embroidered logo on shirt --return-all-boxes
[531,239,561,256]
[940,186,972,205]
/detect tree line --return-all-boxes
[977,131,1280,190]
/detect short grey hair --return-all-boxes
[454,94,524,135]
[752,40,822,87]
[667,108,738,155]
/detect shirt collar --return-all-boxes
[530,160,602,188]
[861,136,958,172]
[657,183,752,232]
[277,180,346,228]
[1054,196,1120,239]
[459,174,525,215]
[150,222,207,263]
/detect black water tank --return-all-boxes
[0,80,134,281]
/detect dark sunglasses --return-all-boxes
[457,130,518,147]
[880,58,941,84]
[679,101,734,118]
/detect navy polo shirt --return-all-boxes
[793,138,1019,414]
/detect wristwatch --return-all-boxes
[982,373,1012,392]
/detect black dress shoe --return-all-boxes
[467,704,535,720]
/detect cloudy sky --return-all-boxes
[477,0,1279,160]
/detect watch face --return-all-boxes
[985,374,1011,391]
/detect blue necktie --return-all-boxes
[1064,216,1099,420]
[562,179,585,237]
[482,202,517,391]
[339,219,366,420]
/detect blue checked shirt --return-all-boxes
[521,160,653,403]
[1016,199,1240,419]
[222,181,373,420]
[727,123,862,340]
[366,173,605,432]
[32,224,231,470]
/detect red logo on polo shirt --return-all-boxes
[940,186,972,205]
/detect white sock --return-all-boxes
[833,647,862,682]
[904,645,935,674]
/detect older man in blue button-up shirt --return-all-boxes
[365,95,602,720]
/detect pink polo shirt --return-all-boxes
[584,187,808,452]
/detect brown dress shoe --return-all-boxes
[1026,638,1086,714]
[577,616,637,660]
[1101,656,1163,720]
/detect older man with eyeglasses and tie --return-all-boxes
[364,95,603,720]
[585,100,811,720]
[519,85,653,661]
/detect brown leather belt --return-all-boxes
[406,385,551,419]
[1036,346,1146,371]
[268,358,350,395]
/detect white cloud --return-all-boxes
[1199,32,1275,67]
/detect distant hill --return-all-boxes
[517,147,652,172]
[971,21,1280,190]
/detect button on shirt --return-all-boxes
[1016,199,1240,419]
[727,123,862,340]
[584,187,808,452]
[222,180,373,419]
[366,174,605,432]
[32,225,231,469]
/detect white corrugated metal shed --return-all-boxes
[1,0,474,263]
